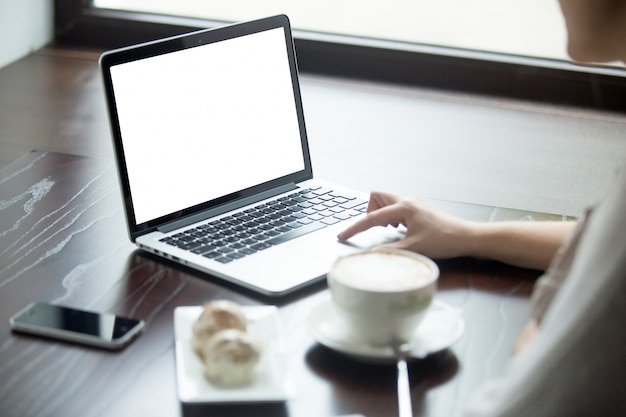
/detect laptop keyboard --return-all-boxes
[158,187,367,264]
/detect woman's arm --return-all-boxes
[465,220,574,270]
[338,191,575,271]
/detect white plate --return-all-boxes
[306,298,465,361]
[174,305,291,403]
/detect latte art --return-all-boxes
[332,251,435,292]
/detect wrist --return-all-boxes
[458,221,489,258]
[451,220,485,259]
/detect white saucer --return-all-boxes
[306,298,465,361]
[174,305,291,403]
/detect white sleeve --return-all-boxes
[466,164,626,417]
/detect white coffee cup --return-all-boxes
[327,248,439,346]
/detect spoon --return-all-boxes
[392,341,413,417]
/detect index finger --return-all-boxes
[337,204,406,241]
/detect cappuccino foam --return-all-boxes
[332,251,434,292]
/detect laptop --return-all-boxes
[99,14,401,297]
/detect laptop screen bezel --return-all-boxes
[99,15,313,241]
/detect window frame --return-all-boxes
[55,0,626,113]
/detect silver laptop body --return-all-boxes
[100,15,400,297]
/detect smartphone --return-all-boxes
[9,302,145,350]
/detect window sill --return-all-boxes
[54,5,626,113]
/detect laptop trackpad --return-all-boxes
[337,225,404,250]
[229,226,404,294]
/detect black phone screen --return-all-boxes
[14,303,141,341]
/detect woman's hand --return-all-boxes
[337,191,575,270]
[337,191,475,260]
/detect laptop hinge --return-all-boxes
[157,183,299,233]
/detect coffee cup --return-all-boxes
[327,248,439,346]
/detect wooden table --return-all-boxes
[0,46,541,417]
[0,150,539,417]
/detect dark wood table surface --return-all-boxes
[0,47,540,417]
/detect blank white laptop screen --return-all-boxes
[109,27,305,225]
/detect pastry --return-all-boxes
[192,299,246,358]
[201,328,261,386]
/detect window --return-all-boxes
[93,0,570,62]
[55,0,626,112]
